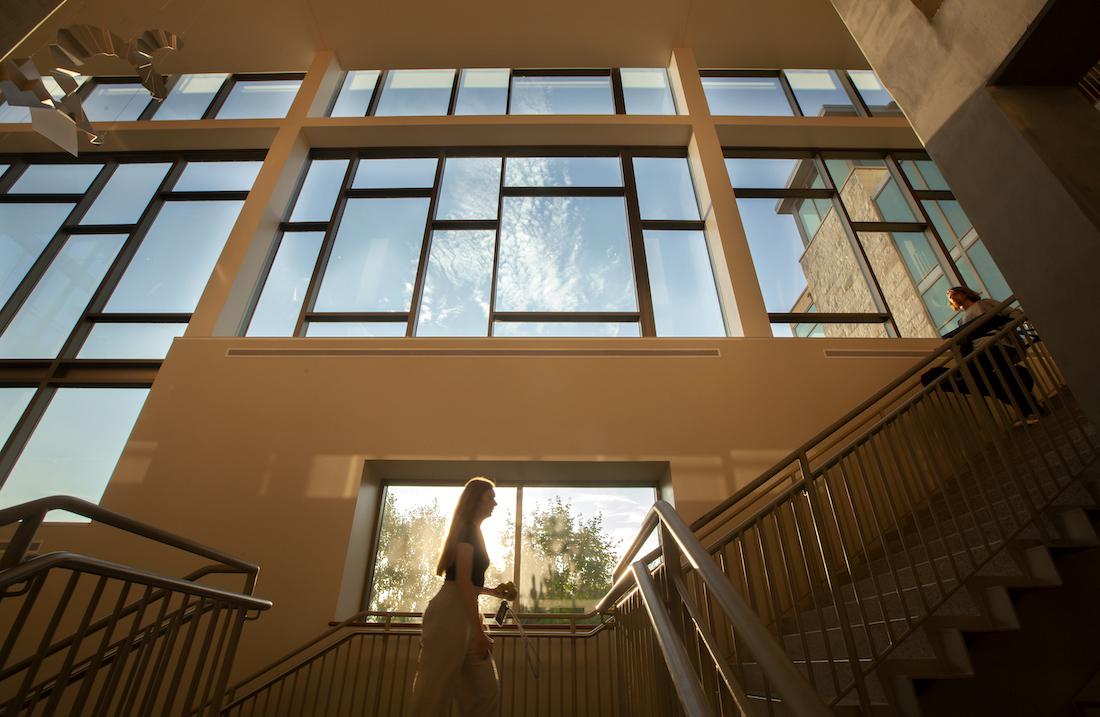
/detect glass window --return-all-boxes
[0,203,73,308]
[509,75,614,115]
[0,235,125,358]
[0,164,8,178]
[519,486,656,612]
[453,69,509,115]
[825,158,916,222]
[0,388,149,521]
[632,157,699,220]
[82,82,152,121]
[353,158,437,189]
[737,197,877,316]
[153,73,228,120]
[246,231,324,336]
[784,70,855,117]
[923,275,957,328]
[889,231,940,282]
[105,200,244,312]
[435,157,501,220]
[289,159,348,222]
[643,231,724,337]
[305,322,407,337]
[900,159,949,191]
[701,76,793,116]
[496,196,636,312]
[368,485,517,613]
[314,197,430,312]
[416,230,495,337]
[80,163,171,225]
[174,161,262,192]
[848,70,901,116]
[9,164,102,194]
[922,199,973,242]
[0,387,34,447]
[330,70,381,117]
[77,323,186,359]
[726,157,826,190]
[504,157,621,187]
[967,239,1012,301]
[620,68,676,115]
[0,102,32,123]
[216,78,301,119]
[493,322,641,337]
[374,70,455,117]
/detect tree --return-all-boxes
[369,492,448,613]
[520,497,618,613]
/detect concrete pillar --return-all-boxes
[829,0,1100,426]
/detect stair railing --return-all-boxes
[0,496,272,716]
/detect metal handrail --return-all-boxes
[687,296,1021,537]
[0,496,261,592]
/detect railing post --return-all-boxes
[0,510,45,570]
[207,608,247,716]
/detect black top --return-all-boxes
[444,524,490,588]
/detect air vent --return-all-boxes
[227,347,720,358]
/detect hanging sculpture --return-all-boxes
[0,25,181,155]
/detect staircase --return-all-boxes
[2,299,1098,715]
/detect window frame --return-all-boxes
[249,146,720,338]
[700,69,871,119]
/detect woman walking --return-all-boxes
[409,477,506,716]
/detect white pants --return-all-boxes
[408,582,499,717]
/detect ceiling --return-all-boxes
[5,0,868,75]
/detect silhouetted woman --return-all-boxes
[409,477,505,716]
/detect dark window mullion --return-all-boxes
[886,154,966,287]
[0,385,58,490]
[500,187,625,198]
[0,160,26,192]
[837,71,871,118]
[0,162,117,337]
[812,154,900,337]
[366,71,386,118]
[345,188,433,200]
[136,76,173,121]
[293,156,358,337]
[446,71,460,116]
[504,69,514,116]
[201,75,235,119]
[611,69,627,115]
[620,151,657,337]
[305,312,408,322]
[486,150,509,336]
[730,188,835,200]
[406,151,448,337]
[776,71,804,117]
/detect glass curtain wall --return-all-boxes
[246,150,725,338]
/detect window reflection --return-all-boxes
[454,69,509,115]
[247,232,324,336]
[633,157,700,220]
[83,82,152,121]
[353,158,438,189]
[621,68,676,115]
[702,76,793,116]
[0,203,74,308]
[10,164,102,194]
[375,70,455,117]
[80,163,170,225]
[435,158,501,220]
[504,157,621,187]
[77,323,186,359]
[784,70,855,117]
[289,160,348,222]
[174,161,262,192]
[305,322,407,337]
[643,231,724,337]
[416,231,495,337]
[153,73,228,120]
[331,71,381,117]
[0,388,34,449]
[848,70,901,116]
[216,79,301,119]
[510,75,614,115]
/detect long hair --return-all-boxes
[435,477,495,576]
[947,286,981,304]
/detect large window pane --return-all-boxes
[435,158,501,220]
[454,69,509,115]
[314,197,430,311]
[621,68,676,115]
[0,388,149,521]
[305,322,407,337]
[83,82,152,121]
[504,157,621,187]
[727,157,827,191]
[702,76,793,116]
[353,158,438,189]
[509,75,614,114]
[738,197,879,320]
[784,70,855,117]
[0,388,34,447]
[374,70,455,117]
[0,234,125,358]
[825,158,916,222]
[247,232,325,336]
[643,231,724,337]
[967,239,1012,301]
[901,159,949,191]
[923,275,957,329]
[497,196,636,312]
[416,230,494,337]
[174,161,262,192]
[519,486,656,612]
[216,79,301,119]
[493,322,641,337]
[77,323,186,359]
[633,157,699,220]
[105,200,244,312]
[153,73,228,120]
[368,485,517,613]
[848,70,901,116]
[80,163,171,224]
[9,164,102,194]
[922,199,973,244]
[289,159,348,222]
[0,203,73,308]
[0,102,31,123]
[889,231,940,282]
[330,70,381,117]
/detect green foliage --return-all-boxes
[369,492,447,613]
